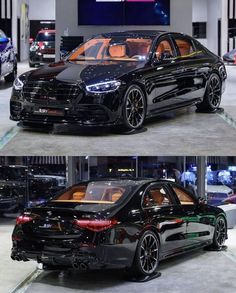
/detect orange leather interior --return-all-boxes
[72,191,85,200]
[150,190,165,205]
[126,39,152,57]
[176,39,192,56]
[111,192,122,202]
[156,40,173,58]
[108,44,127,58]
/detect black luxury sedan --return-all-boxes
[10,30,227,131]
[11,179,227,278]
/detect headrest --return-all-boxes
[109,44,127,58]
[112,192,122,202]
[73,191,85,200]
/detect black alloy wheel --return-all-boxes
[196,73,222,112]
[212,216,227,249]
[129,230,159,277]
[123,85,146,130]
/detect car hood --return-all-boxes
[25,60,145,85]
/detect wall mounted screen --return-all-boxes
[78,0,170,26]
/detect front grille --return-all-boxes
[23,81,80,105]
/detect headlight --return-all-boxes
[86,80,121,94]
[13,78,24,91]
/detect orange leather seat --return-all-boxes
[108,44,128,58]
[72,191,85,200]
[112,192,122,202]
[150,190,165,205]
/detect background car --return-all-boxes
[11,178,227,278]
[0,165,66,213]
[222,194,236,204]
[223,49,236,63]
[0,183,24,214]
[207,185,234,206]
[0,29,17,82]
[10,30,227,131]
[29,29,55,67]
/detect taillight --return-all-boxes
[73,219,118,232]
[16,215,33,225]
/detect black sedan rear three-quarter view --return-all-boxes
[11,179,227,278]
[10,30,227,131]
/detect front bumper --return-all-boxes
[10,88,125,127]
[29,51,55,65]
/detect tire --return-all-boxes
[128,230,160,277]
[196,73,222,112]
[212,216,227,249]
[122,85,146,130]
[4,63,17,83]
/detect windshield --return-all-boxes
[69,36,153,62]
[36,32,55,42]
[53,181,133,204]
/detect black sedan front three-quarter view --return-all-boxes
[11,179,227,279]
[10,30,227,131]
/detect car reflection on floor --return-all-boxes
[21,249,236,293]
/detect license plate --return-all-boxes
[43,54,55,59]
[34,108,64,116]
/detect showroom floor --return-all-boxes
[0,63,236,156]
[1,217,236,293]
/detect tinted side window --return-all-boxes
[173,187,195,205]
[174,38,195,57]
[142,186,172,208]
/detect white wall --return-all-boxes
[28,0,55,20]
[55,0,193,60]
[193,0,225,55]
[193,0,207,22]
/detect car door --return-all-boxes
[145,35,186,114]
[171,34,207,104]
[171,184,212,248]
[141,183,188,259]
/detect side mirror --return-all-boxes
[0,37,9,44]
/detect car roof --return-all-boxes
[100,30,167,39]
[99,30,190,39]
[76,178,175,187]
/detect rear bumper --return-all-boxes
[11,237,136,268]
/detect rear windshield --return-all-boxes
[52,181,133,204]
[36,32,55,42]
